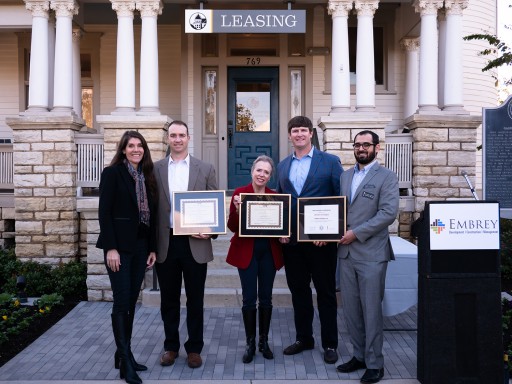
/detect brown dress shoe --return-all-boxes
[160,351,178,366]
[186,352,203,368]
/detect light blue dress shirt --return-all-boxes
[350,160,377,203]
[289,147,314,195]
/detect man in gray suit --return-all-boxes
[336,130,399,384]
[154,120,217,369]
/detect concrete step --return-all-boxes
[142,287,307,308]
[141,230,301,308]
[144,266,289,289]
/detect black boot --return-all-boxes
[114,310,147,371]
[258,307,274,360]
[242,308,257,364]
[112,313,143,384]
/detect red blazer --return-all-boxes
[226,183,284,270]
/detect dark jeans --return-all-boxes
[155,234,207,354]
[283,242,338,349]
[238,238,277,310]
[105,238,148,315]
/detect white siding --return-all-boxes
[95,25,116,116]
[463,0,497,114]
[463,0,497,191]
[0,32,19,139]
[159,25,181,119]
[91,24,181,119]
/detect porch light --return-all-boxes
[16,275,28,303]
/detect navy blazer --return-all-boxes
[96,162,156,254]
[276,148,343,243]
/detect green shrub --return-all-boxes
[0,294,35,345]
[501,219,512,281]
[51,261,87,300]
[0,249,21,291]
[35,293,64,311]
[0,249,87,301]
[503,297,512,371]
[1,261,54,297]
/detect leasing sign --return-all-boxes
[184,9,306,34]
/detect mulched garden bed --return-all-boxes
[0,299,79,367]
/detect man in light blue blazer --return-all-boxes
[276,116,343,364]
[336,130,399,384]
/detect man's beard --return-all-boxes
[355,150,376,165]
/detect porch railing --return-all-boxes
[75,133,104,190]
[1,133,412,196]
[385,133,413,189]
[0,144,13,189]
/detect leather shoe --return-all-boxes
[283,340,314,355]
[323,348,338,364]
[336,356,366,373]
[186,352,203,368]
[360,368,384,383]
[160,350,178,366]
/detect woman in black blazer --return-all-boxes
[97,131,157,384]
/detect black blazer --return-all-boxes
[96,162,156,253]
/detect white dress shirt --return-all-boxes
[168,154,190,227]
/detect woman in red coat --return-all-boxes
[226,155,284,364]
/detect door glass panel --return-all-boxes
[204,69,217,135]
[290,68,303,118]
[236,83,271,132]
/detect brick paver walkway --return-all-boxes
[0,302,418,382]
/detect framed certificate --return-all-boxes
[297,196,346,242]
[239,193,291,237]
[172,190,227,235]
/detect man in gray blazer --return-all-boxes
[154,120,217,369]
[336,130,399,384]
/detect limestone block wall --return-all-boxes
[7,116,84,264]
[77,198,112,301]
[405,114,482,219]
[0,206,15,249]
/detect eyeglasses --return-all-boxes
[353,142,375,150]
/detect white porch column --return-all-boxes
[136,0,162,114]
[400,38,420,118]
[443,0,468,112]
[414,0,443,112]
[437,9,446,109]
[72,28,82,117]
[354,0,379,111]
[112,0,136,113]
[327,0,353,113]
[50,0,78,113]
[48,14,55,110]
[24,0,50,113]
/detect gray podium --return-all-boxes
[416,201,503,384]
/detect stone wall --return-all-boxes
[7,115,84,264]
[405,114,482,218]
[0,206,15,249]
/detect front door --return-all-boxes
[227,67,279,190]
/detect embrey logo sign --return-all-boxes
[428,202,500,250]
[430,219,445,234]
[185,9,306,34]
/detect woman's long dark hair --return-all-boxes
[110,130,157,197]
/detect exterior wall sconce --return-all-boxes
[307,47,330,56]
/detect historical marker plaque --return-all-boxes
[483,95,512,216]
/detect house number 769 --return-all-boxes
[246,57,261,65]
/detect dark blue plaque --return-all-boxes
[483,95,512,213]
